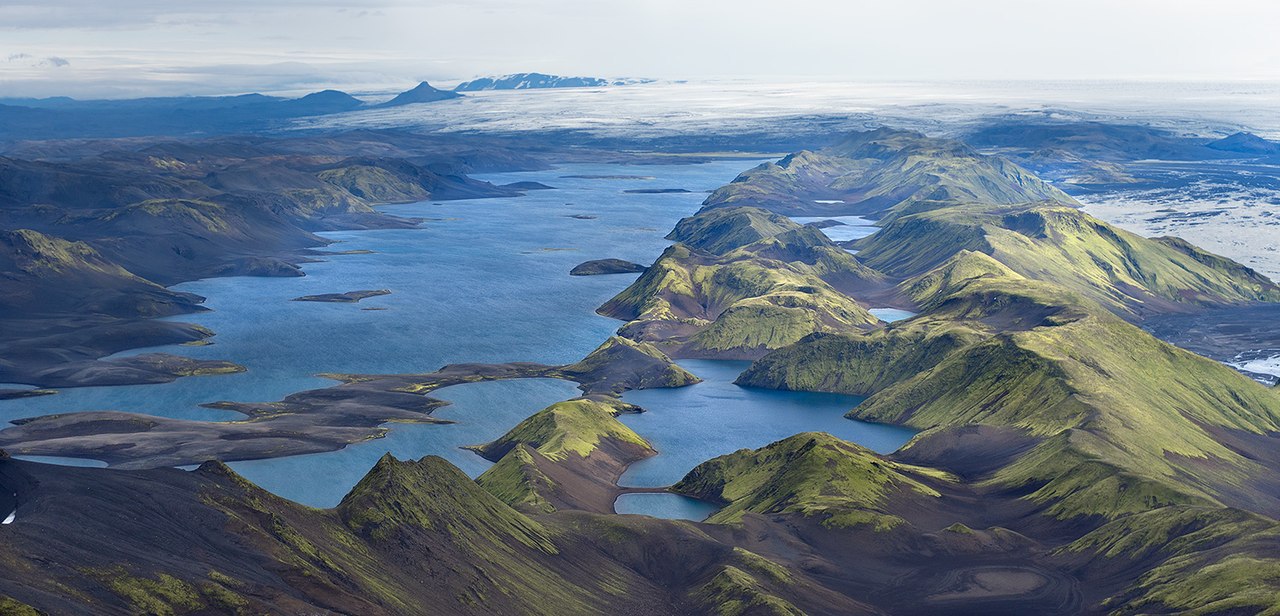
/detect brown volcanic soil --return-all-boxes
[0,454,871,616]
[1143,302,1280,383]
[0,316,221,387]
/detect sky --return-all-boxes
[1,0,1278,98]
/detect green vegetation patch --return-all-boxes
[600,207,883,355]
[1116,555,1280,615]
[476,444,558,513]
[674,432,937,528]
[84,566,204,616]
[0,597,42,616]
[854,203,1280,315]
[338,454,557,553]
[693,566,805,616]
[476,398,654,462]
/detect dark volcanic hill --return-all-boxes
[374,81,462,107]
[1206,131,1280,155]
[0,229,206,319]
[0,453,865,615]
[0,89,373,140]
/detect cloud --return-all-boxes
[0,0,1278,98]
[0,0,430,30]
[4,53,70,69]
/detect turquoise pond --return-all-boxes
[614,493,721,522]
[0,159,917,512]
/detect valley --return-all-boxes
[1,111,1279,614]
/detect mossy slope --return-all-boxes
[556,335,699,394]
[665,205,801,255]
[599,208,882,358]
[738,258,1280,610]
[748,253,1280,519]
[475,398,656,513]
[1057,505,1280,614]
[474,398,653,463]
[675,432,939,530]
[854,203,1280,316]
[703,128,1074,218]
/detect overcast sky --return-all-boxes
[2,0,1278,98]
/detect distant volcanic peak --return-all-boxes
[294,89,362,106]
[1207,131,1280,155]
[377,81,461,107]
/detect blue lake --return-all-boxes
[791,215,879,242]
[0,159,919,511]
[869,308,917,323]
[618,360,917,488]
[615,492,720,522]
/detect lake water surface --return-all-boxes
[619,360,916,489]
[615,493,720,522]
[0,159,918,511]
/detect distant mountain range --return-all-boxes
[0,81,458,140]
[0,75,656,141]
[454,72,651,91]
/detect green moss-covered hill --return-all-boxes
[702,128,1075,218]
[729,265,1280,611]
[554,335,700,394]
[598,207,884,358]
[854,202,1280,316]
[475,398,652,463]
[475,397,655,514]
[743,252,1280,518]
[675,432,942,531]
[594,133,1280,611]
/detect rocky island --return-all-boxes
[293,289,392,303]
[569,258,647,275]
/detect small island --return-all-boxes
[560,174,655,180]
[0,388,57,401]
[570,259,647,276]
[292,289,391,303]
[502,181,556,191]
